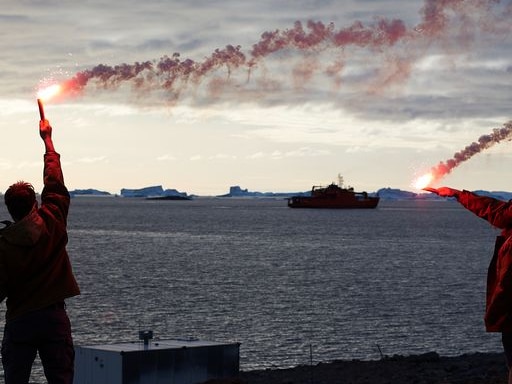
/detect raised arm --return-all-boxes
[39,119,69,222]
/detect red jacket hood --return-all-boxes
[1,209,44,247]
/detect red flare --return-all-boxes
[413,120,512,189]
[37,99,45,120]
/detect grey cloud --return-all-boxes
[136,38,176,52]
[0,14,28,22]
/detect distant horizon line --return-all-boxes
[65,186,512,197]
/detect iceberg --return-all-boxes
[120,185,189,199]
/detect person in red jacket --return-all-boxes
[427,186,512,383]
[0,118,80,384]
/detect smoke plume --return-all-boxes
[52,0,508,102]
[429,120,512,183]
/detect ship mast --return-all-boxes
[337,174,344,188]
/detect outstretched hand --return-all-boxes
[423,187,461,197]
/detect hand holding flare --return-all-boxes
[423,187,461,198]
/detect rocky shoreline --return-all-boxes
[206,352,509,384]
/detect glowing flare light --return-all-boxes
[35,83,65,120]
[36,84,62,102]
[413,172,435,190]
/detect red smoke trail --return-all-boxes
[39,0,508,102]
[413,120,512,189]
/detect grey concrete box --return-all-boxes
[74,339,240,384]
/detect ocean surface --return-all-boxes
[0,197,506,381]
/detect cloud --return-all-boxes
[0,14,28,22]
[247,147,330,160]
[209,153,237,160]
[76,156,108,164]
[15,161,40,169]
[157,154,176,161]
[0,159,13,170]
[246,152,265,160]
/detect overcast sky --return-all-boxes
[0,0,511,195]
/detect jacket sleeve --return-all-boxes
[40,151,70,224]
[0,257,6,303]
[457,190,512,229]
[0,225,8,303]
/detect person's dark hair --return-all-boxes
[4,181,36,221]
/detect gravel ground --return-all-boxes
[204,352,509,384]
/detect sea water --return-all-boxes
[0,197,505,381]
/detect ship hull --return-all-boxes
[287,183,379,209]
[287,195,379,209]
